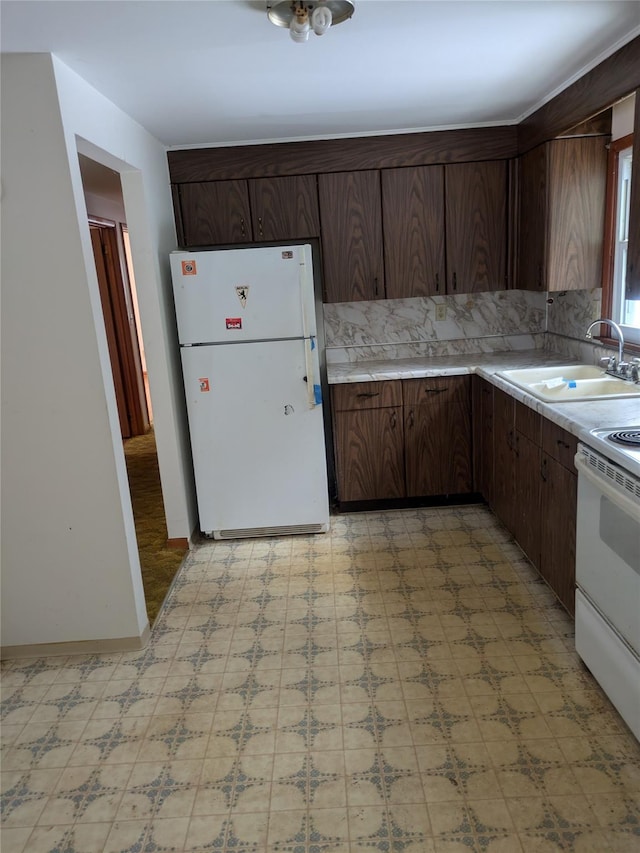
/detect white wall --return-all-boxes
[0,54,196,651]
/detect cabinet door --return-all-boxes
[540,453,577,615]
[404,377,472,497]
[512,431,541,565]
[491,388,516,532]
[249,175,320,242]
[179,180,252,246]
[382,166,445,299]
[334,407,405,502]
[445,161,507,293]
[518,145,548,291]
[547,137,607,292]
[472,376,494,503]
[319,171,384,303]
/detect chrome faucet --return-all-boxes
[585,317,625,372]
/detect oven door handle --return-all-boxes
[575,452,640,521]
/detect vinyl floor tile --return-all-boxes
[2,505,639,851]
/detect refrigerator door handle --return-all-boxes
[304,336,322,407]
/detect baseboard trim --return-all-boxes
[166,536,189,550]
[0,622,151,660]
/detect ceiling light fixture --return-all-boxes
[267,1,355,43]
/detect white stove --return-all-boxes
[588,426,640,479]
[574,430,640,741]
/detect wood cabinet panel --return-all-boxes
[382,166,445,298]
[404,376,472,497]
[178,180,252,246]
[513,431,541,565]
[515,400,541,445]
[319,171,384,302]
[517,144,547,291]
[445,161,507,293]
[169,126,518,182]
[334,407,405,502]
[332,380,402,412]
[547,137,607,291]
[491,388,516,531]
[472,376,494,504]
[249,175,319,241]
[542,419,578,471]
[540,453,577,615]
[518,136,608,292]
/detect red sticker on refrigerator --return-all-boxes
[199,378,210,392]
[226,318,242,329]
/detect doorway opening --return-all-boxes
[79,154,186,622]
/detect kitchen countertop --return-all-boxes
[327,349,640,476]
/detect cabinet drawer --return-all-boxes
[542,419,577,471]
[403,375,470,406]
[331,381,402,412]
[515,400,541,444]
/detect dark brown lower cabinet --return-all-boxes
[404,377,472,496]
[332,381,404,502]
[332,376,472,503]
[491,388,517,532]
[473,381,577,615]
[472,376,494,503]
[539,422,578,615]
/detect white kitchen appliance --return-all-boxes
[574,431,640,740]
[170,244,329,539]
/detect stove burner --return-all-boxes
[608,430,640,448]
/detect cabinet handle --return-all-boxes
[258,216,263,238]
[423,388,446,395]
[374,277,379,297]
[240,217,246,238]
[356,392,379,399]
[556,439,570,450]
[407,410,414,428]
[537,264,543,289]
[435,273,440,292]
[452,272,457,291]
[390,411,397,429]
[540,457,547,481]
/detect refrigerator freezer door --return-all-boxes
[170,244,317,345]
[180,340,329,538]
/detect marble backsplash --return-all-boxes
[322,286,622,364]
[323,289,546,363]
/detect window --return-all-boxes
[603,133,639,346]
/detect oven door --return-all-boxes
[574,447,640,651]
[574,445,640,740]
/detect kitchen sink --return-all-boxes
[497,365,640,402]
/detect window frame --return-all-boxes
[601,132,638,350]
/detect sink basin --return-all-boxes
[497,365,640,402]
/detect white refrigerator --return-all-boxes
[170,244,330,539]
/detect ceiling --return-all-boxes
[2,1,639,150]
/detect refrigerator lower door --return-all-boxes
[181,340,329,539]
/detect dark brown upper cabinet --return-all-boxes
[178,180,252,247]
[382,166,446,299]
[517,136,608,291]
[445,160,508,293]
[318,170,385,303]
[248,175,320,242]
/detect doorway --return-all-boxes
[80,154,187,622]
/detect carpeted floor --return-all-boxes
[123,428,188,624]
